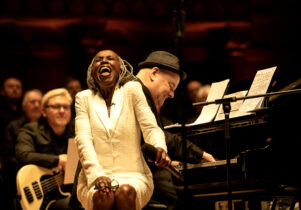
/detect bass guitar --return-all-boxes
[16,164,71,210]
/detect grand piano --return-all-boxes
[165,78,301,209]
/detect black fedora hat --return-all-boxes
[138,51,187,80]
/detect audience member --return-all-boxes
[185,80,203,123]
[4,89,43,161]
[0,76,23,208]
[195,84,211,114]
[15,88,74,209]
[0,76,23,141]
[186,80,202,103]
[0,76,23,110]
[64,77,83,119]
[74,49,169,210]
[196,84,210,103]
[1,89,43,209]
[136,51,215,210]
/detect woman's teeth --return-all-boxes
[100,67,111,76]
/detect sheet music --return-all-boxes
[164,79,230,129]
[64,138,79,184]
[215,90,250,121]
[191,79,230,125]
[239,66,277,113]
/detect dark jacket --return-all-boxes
[3,115,27,161]
[138,79,204,162]
[1,115,28,193]
[0,95,22,165]
[15,118,75,169]
[138,78,205,210]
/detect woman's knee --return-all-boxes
[115,184,136,201]
[93,190,114,210]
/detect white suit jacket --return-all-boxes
[75,81,167,209]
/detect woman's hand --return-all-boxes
[155,147,171,168]
[94,176,112,193]
[93,176,114,209]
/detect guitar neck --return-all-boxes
[41,170,64,194]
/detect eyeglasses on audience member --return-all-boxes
[45,104,71,110]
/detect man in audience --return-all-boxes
[64,77,83,119]
[184,79,203,123]
[4,89,43,162]
[0,76,23,208]
[64,77,83,100]
[2,89,43,209]
[0,76,23,141]
[195,84,211,114]
[186,80,203,104]
[15,88,74,209]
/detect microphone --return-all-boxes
[141,143,184,182]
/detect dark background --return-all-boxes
[1,0,301,192]
[1,0,300,94]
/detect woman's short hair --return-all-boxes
[41,88,72,108]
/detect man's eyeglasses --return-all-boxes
[45,104,71,110]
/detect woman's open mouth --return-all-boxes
[99,66,111,76]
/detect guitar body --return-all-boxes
[16,164,71,210]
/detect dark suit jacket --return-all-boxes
[15,118,75,169]
[138,79,207,210]
[3,115,27,162]
[138,79,204,162]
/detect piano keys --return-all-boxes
[173,144,273,185]
[183,158,239,169]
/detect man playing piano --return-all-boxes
[136,50,216,210]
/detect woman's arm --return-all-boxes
[129,82,167,152]
[75,91,106,189]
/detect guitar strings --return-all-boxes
[40,172,64,193]
[42,173,63,193]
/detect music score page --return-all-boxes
[192,79,230,125]
[239,66,277,113]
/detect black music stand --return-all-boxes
[192,88,301,210]
[173,0,189,206]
